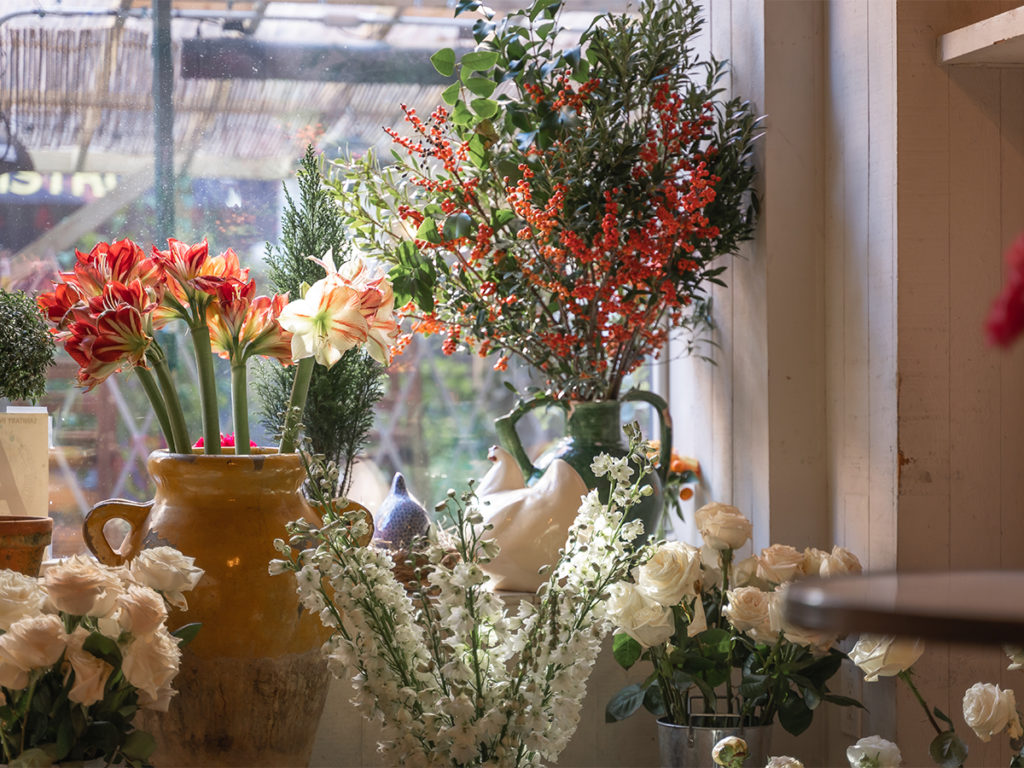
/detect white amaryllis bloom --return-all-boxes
[962,682,1024,743]
[846,735,902,768]
[848,635,924,682]
[279,276,369,368]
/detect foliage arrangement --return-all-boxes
[605,503,863,736]
[257,147,386,495]
[329,0,760,401]
[35,233,397,456]
[0,548,202,767]
[0,288,55,404]
[272,426,654,767]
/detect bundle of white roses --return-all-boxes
[0,548,203,767]
[606,502,864,736]
[272,425,654,767]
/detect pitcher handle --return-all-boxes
[494,394,568,480]
[621,389,673,488]
[82,498,153,566]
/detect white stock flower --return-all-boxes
[64,626,114,706]
[606,582,674,649]
[756,544,805,584]
[44,555,122,617]
[637,541,702,606]
[695,502,752,551]
[0,615,67,674]
[766,757,805,768]
[0,571,47,631]
[723,586,776,644]
[128,547,204,610]
[962,682,1024,743]
[846,735,902,768]
[848,635,924,682]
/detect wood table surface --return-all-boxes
[783,570,1024,643]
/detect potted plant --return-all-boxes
[605,503,864,766]
[0,287,56,573]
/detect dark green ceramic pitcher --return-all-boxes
[494,389,672,538]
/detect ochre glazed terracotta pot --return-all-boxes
[83,449,329,767]
[0,515,53,576]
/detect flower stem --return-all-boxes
[279,356,315,454]
[189,321,221,454]
[898,669,944,735]
[135,365,176,453]
[149,344,191,453]
[231,361,250,454]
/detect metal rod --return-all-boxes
[152,0,174,241]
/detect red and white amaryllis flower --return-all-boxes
[207,279,293,366]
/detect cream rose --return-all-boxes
[846,735,902,768]
[819,546,863,578]
[700,544,723,589]
[0,571,47,631]
[0,614,67,672]
[116,584,168,637]
[128,547,204,610]
[962,682,1024,743]
[768,584,838,653]
[138,680,178,712]
[44,555,122,617]
[766,758,805,768]
[731,555,760,588]
[695,503,752,551]
[606,582,674,649]
[757,544,805,584]
[0,660,28,690]
[723,586,776,644]
[801,547,829,576]
[848,635,924,681]
[122,629,181,701]
[637,541,702,606]
[64,626,113,706]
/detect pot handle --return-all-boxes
[621,389,673,488]
[494,395,569,481]
[82,498,153,566]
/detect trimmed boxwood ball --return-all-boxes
[0,289,55,404]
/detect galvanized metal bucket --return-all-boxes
[656,715,773,768]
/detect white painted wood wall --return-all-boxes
[670,0,1024,764]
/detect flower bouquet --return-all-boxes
[606,503,863,737]
[36,237,399,454]
[330,0,760,401]
[272,425,655,767]
[0,547,202,767]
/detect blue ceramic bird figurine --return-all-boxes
[372,472,429,549]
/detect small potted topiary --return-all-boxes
[0,287,55,574]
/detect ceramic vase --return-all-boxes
[82,448,328,767]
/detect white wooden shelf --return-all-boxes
[939,5,1024,66]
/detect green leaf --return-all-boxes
[822,693,866,709]
[171,622,202,649]
[470,98,499,119]
[643,681,668,718]
[778,693,813,736]
[493,209,517,228]
[121,729,157,761]
[529,0,561,21]
[612,633,643,669]
[467,134,488,169]
[933,706,954,728]
[442,212,474,241]
[605,683,646,722]
[929,731,968,768]
[430,48,456,77]
[83,631,121,665]
[453,101,474,127]
[416,218,442,244]
[441,82,461,106]
[461,50,499,72]
[464,77,497,98]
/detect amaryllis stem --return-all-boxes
[149,345,191,453]
[231,361,250,455]
[279,356,315,454]
[188,321,221,454]
[134,365,177,453]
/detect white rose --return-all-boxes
[768,584,838,653]
[846,735,902,768]
[700,544,723,588]
[757,544,805,584]
[0,615,67,672]
[637,541,702,606]
[0,660,27,690]
[64,626,113,706]
[606,582,674,649]
[731,555,760,588]
[801,547,829,576]
[723,586,776,644]
[696,503,753,551]
[767,757,805,768]
[0,571,47,631]
[129,547,204,610]
[962,682,1024,743]
[116,584,168,637]
[1006,645,1024,671]
[711,736,748,767]
[848,635,924,681]
[122,629,181,701]
[138,681,178,712]
[819,546,863,578]
[44,555,122,617]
